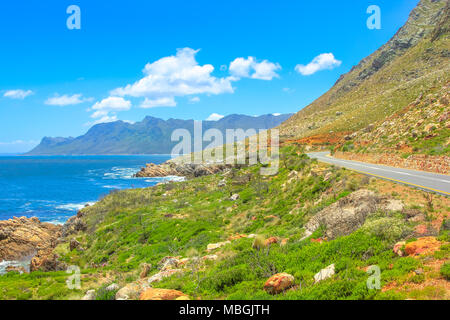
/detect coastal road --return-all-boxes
[307,152,450,196]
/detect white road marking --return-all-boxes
[314,155,450,184]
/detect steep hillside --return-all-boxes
[1,145,448,300]
[337,82,449,156]
[26,113,292,155]
[279,0,449,142]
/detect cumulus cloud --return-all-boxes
[88,96,131,124]
[229,57,281,80]
[295,53,341,76]
[45,94,92,106]
[3,89,34,99]
[91,97,131,114]
[206,113,225,121]
[111,48,234,107]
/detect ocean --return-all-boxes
[0,155,177,225]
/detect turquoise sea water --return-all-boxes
[0,155,175,224]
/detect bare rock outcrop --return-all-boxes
[62,216,87,237]
[0,217,62,262]
[140,288,189,300]
[30,247,67,272]
[304,189,405,239]
[264,273,295,294]
[135,161,235,179]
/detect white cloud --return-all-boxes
[88,96,131,124]
[45,94,92,106]
[91,97,131,116]
[295,53,341,76]
[140,97,176,109]
[272,113,282,116]
[111,48,234,107]
[91,114,118,125]
[3,89,34,99]
[206,113,225,121]
[229,57,281,80]
[189,96,200,104]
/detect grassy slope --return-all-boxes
[336,82,449,156]
[1,146,448,300]
[279,0,449,143]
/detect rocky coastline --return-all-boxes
[0,206,92,274]
[0,217,62,263]
[135,160,238,179]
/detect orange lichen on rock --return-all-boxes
[404,237,441,257]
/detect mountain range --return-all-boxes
[26,113,292,155]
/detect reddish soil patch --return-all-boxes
[283,132,350,146]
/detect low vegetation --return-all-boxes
[1,145,448,300]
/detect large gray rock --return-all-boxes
[304,189,405,239]
[82,290,96,300]
[106,283,120,292]
[305,190,379,239]
[62,217,87,237]
[115,281,148,300]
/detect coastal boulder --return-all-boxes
[82,290,96,300]
[230,194,240,201]
[0,216,61,262]
[148,269,183,284]
[140,263,151,279]
[115,281,148,300]
[62,217,87,237]
[106,283,120,292]
[264,237,279,247]
[264,273,295,294]
[314,264,335,283]
[5,265,27,274]
[30,248,67,272]
[404,237,440,256]
[140,288,189,300]
[70,239,80,251]
[206,241,231,252]
[157,256,180,271]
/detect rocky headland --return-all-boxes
[0,217,61,263]
[135,160,237,179]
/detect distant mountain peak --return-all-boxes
[26,113,293,155]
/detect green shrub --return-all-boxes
[95,284,118,300]
[361,217,412,243]
[440,263,450,280]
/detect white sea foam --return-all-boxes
[56,201,96,212]
[144,176,185,183]
[0,259,31,275]
[102,185,121,189]
[163,176,186,182]
[103,167,139,179]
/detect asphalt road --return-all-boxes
[307,152,450,196]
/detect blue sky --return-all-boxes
[0,0,419,153]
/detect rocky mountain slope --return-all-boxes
[279,0,449,144]
[332,82,449,174]
[26,113,292,155]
